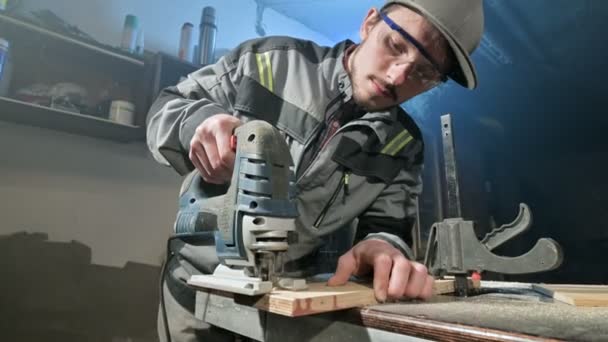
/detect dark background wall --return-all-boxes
[407,0,608,284]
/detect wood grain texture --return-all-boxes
[255,279,480,317]
[533,284,608,307]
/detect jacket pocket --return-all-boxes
[331,129,423,184]
[233,76,320,145]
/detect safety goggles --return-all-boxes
[380,12,448,88]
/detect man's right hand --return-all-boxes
[189,114,242,184]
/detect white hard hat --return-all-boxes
[383,0,485,89]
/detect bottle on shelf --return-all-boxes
[196,6,217,65]
[178,22,193,62]
[0,37,11,97]
[120,14,139,53]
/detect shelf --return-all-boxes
[0,96,145,143]
[0,12,144,68]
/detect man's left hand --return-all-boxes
[327,239,434,302]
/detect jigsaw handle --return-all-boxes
[175,171,228,235]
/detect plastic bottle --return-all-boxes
[197,6,217,65]
[0,38,9,81]
[0,38,10,97]
[178,23,193,61]
[120,14,139,53]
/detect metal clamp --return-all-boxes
[425,114,564,295]
[424,203,563,277]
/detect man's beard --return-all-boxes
[349,50,397,113]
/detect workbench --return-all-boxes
[195,281,608,342]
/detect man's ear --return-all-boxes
[360,8,380,41]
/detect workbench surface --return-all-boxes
[199,281,608,342]
[360,292,608,341]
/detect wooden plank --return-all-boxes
[254,278,480,317]
[433,277,480,295]
[532,284,608,307]
[254,282,376,317]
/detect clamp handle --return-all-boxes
[425,213,564,277]
[481,203,532,251]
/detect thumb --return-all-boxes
[327,251,357,286]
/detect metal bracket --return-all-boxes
[188,264,308,296]
[189,264,273,296]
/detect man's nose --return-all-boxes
[387,62,414,87]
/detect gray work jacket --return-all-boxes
[147,36,424,272]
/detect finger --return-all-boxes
[202,135,232,181]
[189,141,212,176]
[215,128,236,176]
[403,262,429,299]
[387,256,411,299]
[201,135,220,173]
[190,144,224,184]
[419,275,434,300]
[195,157,223,184]
[189,148,205,176]
[372,254,392,302]
[327,252,357,286]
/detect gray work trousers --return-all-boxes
[157,226,354,342]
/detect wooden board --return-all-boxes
[254,281,376,317]
[254,278,479,317]
[532,284,608,307]
[433,277,480,295]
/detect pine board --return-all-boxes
[254,278,479,317]
[532,284,608,307]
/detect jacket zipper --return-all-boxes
[313,170,350,229]
[342,172,350,204]
[296,94,344,184]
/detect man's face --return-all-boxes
[348,6,450,111]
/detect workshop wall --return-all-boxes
[0,1,332,341]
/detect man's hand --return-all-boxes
[327,239,434,302]
[189,114,242,184]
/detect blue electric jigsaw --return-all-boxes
[174,120,305,295]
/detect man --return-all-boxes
[147,0,484,340]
